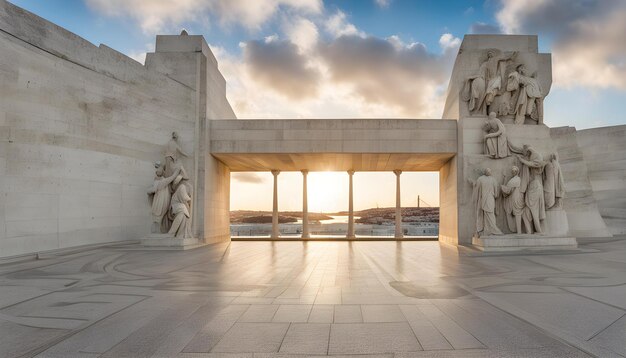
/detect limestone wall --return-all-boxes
[0,2,197,257]
[576,125,626,235]
[550,127,613,238]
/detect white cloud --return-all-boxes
[496,0,626,90]
[283,16,319,53]
[375,0,391,9]
[242,38,321,100]
[324,10,365,38]
[221,28,457,119]
[86,0,323,33]
[438,33,461,52]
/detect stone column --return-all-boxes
[394,170,403,239]
[271,170,280,239]
[301,170,310,239]
[347,170,355,239]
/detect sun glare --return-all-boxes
[308,172,347,213]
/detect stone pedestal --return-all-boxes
[472,234,577,252]
[544,209,569,237]
[140,234,207,250]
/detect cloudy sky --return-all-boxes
[11,0,626,212]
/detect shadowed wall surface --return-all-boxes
[577,125,626,235]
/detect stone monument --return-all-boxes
[141,134,204,249]
[444,35,579,251]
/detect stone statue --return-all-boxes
[164,131,189,177]
[462,49,517,116]
[168,174,193,238]
[147,166,181,233]
[469,168,503,237]
[543,153,565,209]
[501,166,524,234]
[483,111,510,158]
[517,145,546,233]
[506,64,543,124]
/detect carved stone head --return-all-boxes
[155,166,164,177]
[488,111,497,120]
[511,166,519,176]
[484,168,492,176]
[172,131,179,140]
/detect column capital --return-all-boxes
[347,170,355,175]
[393,169,402,176]
[301,169,309,175]
[271,170,280,176]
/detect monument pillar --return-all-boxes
[145,33,236,245]
[394,170,403,239]
[347,170,355,239]
[301,170,310,239]
[271,170,280,239]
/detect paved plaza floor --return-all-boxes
[0,238,624,357]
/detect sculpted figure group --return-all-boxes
[147,132,193,238]
[462,49,544,124]
[471,141,565,238]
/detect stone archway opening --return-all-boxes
[228,169,441,241]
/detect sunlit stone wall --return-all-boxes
[0,3,198,257]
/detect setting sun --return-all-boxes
[308,172,347,212]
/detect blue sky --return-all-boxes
[11,0,625,128]
[8,0,626,211]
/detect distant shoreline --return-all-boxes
[231,207,439,224]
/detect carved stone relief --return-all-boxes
[462,49,545,124]
[471,145,567,237]
[147,132,193,238]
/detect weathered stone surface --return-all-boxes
[576,125,626,235]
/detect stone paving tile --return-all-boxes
[211,323,290,353]
[417,304,484,349]
[278,323,330,354]
[99,297,205,358]
[238,305,279,323]
[361,304,406,322]
[38,295,175,356]
[333,304,362,323]
[399,305,453,350]
[1,240,617,356]
[0,319,68,358]
[589,314,626,356]
[308,304,334,323]
[328,322,422,354]
[271,305,312,323]
[182,304,248,353]
[481,291,624,341]
[394,346,590,358]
